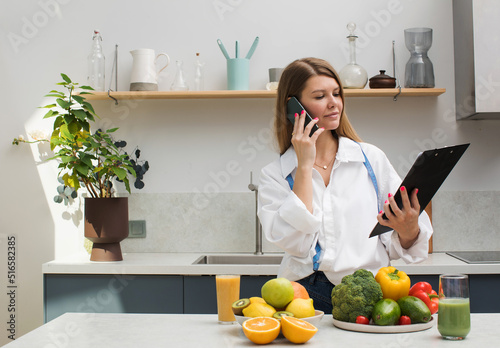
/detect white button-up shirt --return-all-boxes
[258,136,433,285]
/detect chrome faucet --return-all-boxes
[248,172,263,255]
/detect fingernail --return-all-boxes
[379,210,383,214]
[295,113,298,117]
[314,117,319,120]
[385,200,388,204]
[320,127,324,129]
[388,193,392,198]
[415,188,419,194]
[401,186,406,192]
[301,110,305,115]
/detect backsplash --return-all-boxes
[432,191,500,252]
[121,192,281,253]
[122,191,500,254]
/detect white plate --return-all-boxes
[332,315,435,333]
[235,310,324,327]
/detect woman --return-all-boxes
[257,58,432,313]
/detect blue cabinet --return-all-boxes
[44,274,183,322]
[44,274,274,322]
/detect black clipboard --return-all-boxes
[369,143,470,238]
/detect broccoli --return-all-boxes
[331,269,383,323]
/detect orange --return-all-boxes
[281,316,318,344]
[291,281,310,300]
[242,317,281,345]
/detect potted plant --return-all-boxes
[13,74,149,261]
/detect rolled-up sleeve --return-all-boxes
[258,164,321,258]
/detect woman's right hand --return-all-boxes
[291,110,324,169]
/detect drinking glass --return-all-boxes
[438,274,471,340]
[215,274,240,324]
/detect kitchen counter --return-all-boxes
[42,252,500,276]
[3,312,498,347]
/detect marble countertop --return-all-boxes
[42,252,500,275]
[3,312,498,347]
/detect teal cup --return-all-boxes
[227,58,250,90]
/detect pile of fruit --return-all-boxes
[332,266,439,326]
[232,277,318,344]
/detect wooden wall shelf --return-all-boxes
[82,88,446,101]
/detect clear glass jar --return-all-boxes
[404,27,435,88]
[87,30,105,91]
[339,23,368,89]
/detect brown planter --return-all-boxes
[84,197,129,261]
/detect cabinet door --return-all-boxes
[44,274,183,322]
[183,275,275,314]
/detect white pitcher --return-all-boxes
[130,49,170,91]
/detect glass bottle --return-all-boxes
[404,27,435,88]
[194,53,205,91]
[339,23,368,89]
[87,30,105,91]
[171,60,189,91]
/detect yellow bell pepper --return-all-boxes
[375,266,411,301]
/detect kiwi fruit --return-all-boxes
[273,311,294,319]
[231,298,251,315]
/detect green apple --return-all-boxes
[261,278,294,309]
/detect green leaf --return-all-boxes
[106,127,119,133]
[67,120,81,135]
[112,167,127,180]
[63,113,75,125]
[79,85,94,90]
[61,73,71,83]
[75,163,90,176]
[81,101,95,115]
[43,110,55,119]
[72,109,87,121]
[56,98,72,109]
[81,121,90,132]
[78,92,93,95]
[54,116,64,129]
[45,93,64,98]
[59,124,72,139]
[40,103,57,109]
[60,156,76,163]
[86,111,95,122]
[72,95,85,104]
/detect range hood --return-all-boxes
[453,0,500,120]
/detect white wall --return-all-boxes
[2,0,500,341]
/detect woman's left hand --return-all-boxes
[377,186,420,249]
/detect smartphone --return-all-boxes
[286,97,319,137]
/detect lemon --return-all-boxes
[242,317,281,345]
[285,298,315,318]
[249,297,267,304]
[281,316,318,344]
[242,302,277,318]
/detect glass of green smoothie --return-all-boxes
[438,274,471,340]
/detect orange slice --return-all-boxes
[281,315,318,344]
[242,317,281,345]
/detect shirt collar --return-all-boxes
[279,136,365,178]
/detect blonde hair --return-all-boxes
[274,57,361,155]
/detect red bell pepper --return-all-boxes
[409,282,438,314]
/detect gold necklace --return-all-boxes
[314,156,335,170]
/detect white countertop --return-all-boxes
[42,252,500,275]
[3,312,498,347]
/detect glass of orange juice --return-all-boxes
[215,274,240,324]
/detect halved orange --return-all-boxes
[281,315,318,344]
[242,317,281,345]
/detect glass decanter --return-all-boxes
[404,27,435,88]
[339,22,368,89]
[171,60,189,91]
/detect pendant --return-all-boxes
[322,165,327,170]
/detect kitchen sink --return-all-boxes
[192,254,283,265]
